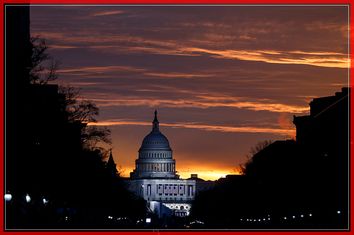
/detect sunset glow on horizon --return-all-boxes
[118,166,239,181]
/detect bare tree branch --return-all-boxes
[29,36,60,84]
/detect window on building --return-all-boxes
[147,184,151,196]
[188,185,193,196]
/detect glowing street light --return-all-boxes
[25,194,31,203]
[42,198,48,205]
[4,194,12,202]
[146,218,151,223]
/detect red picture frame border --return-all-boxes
[0,0,352,234]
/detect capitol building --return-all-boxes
[128,111,196,217]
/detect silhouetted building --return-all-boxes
[5,6,147,228]
[294,87,349,150]
[192,88,349,228]
[107,150,118,177]
[128,111,196,218]
[5,4,31,197]
[293,87,349,221]
[187,174,216,194]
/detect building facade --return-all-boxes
[128,111,196,217]
[293,87,349,215]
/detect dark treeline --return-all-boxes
[5,6,145,229]
[191,87,349,229]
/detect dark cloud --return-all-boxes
[30,5,348,179]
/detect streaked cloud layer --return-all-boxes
[88,119,295,136]
[30,6,348,180]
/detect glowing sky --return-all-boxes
[30,5,349,180]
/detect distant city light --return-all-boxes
[194,220,204,224]
[309,213,312,217]
[4,194,12,202]
[146,218,151,223]
[108,216,113,219]
[292,216,296,219]
[25,194,31,203]
[301,214,304,218]
[284,217,287,220]
[42,198,48,204]
[337,210,341,214]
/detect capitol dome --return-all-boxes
[131,110,177,179]
[139,114,171,151]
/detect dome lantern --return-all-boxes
[152,110,159,132]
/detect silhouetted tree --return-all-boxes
[6,33,146,228]
[240,140,273,175]
[59,86,111,149]
[29,36,59,84]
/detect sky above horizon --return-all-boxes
[30,5,349,180]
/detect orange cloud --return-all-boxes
[181,47,349,68]
[278,113,296,139]
[144,72,214,78]
[88,119,295,136]
[88,95,309,114]
[39,30,348,68]
[57,65,146,74]
[50,44,79,49]
[195,95,309,113]
[92,10,125,17]
[85,45,349,68]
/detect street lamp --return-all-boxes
[4,194,12,202]
[25,194,31,203]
